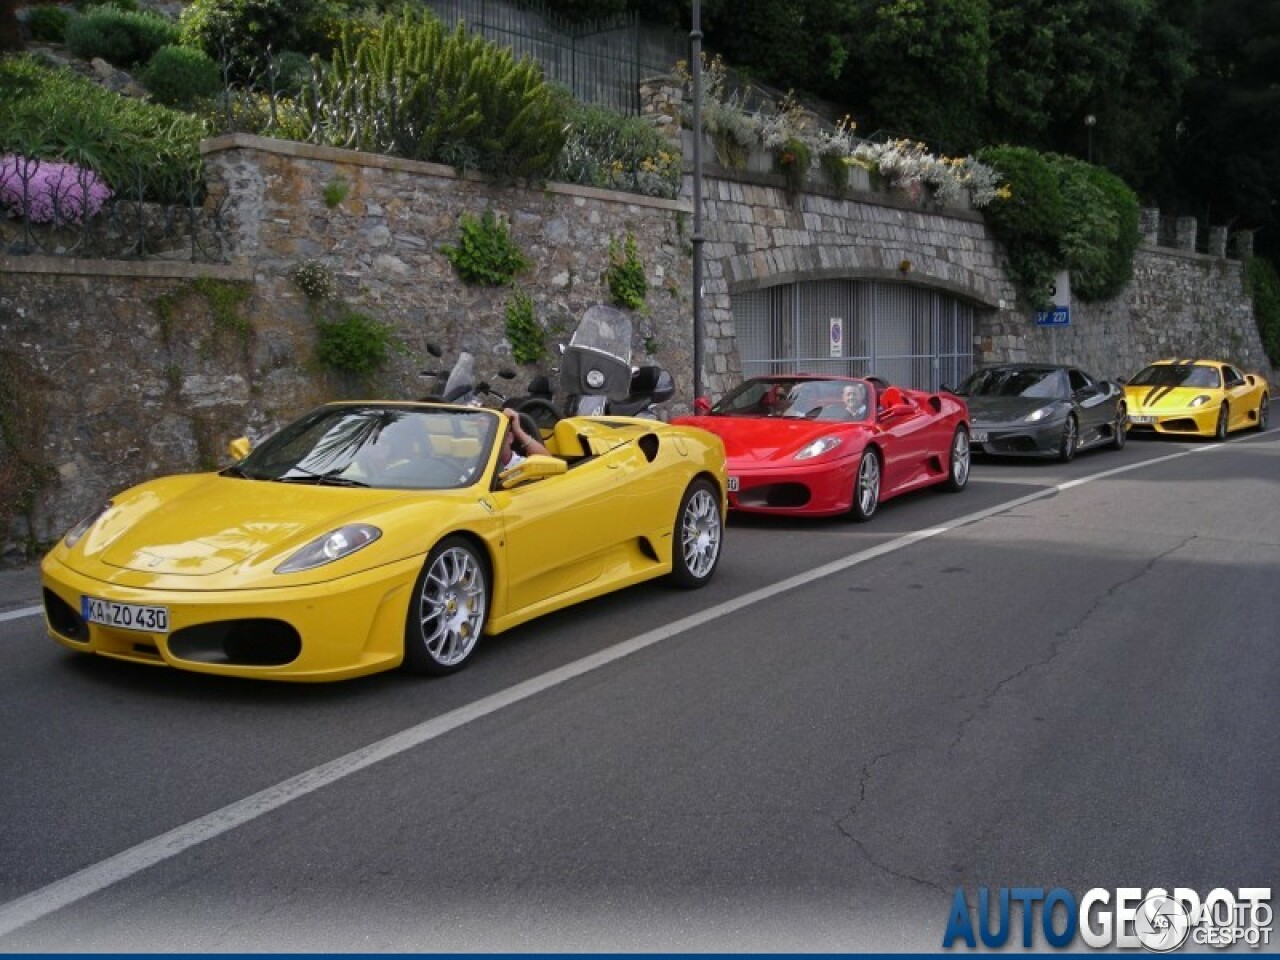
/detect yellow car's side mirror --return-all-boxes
[499,454,567,488]
[228,437,252,461]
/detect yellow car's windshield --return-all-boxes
[1129,364,1220,388]
[233,405,498,490]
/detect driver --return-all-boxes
[841,383,869,420]
[500,408,550,470]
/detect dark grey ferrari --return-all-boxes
[951,363,1127,462]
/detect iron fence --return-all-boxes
[421,0,687,115]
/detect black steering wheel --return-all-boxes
[511,411,541,457]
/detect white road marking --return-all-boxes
[0,439,1242,938]
[0,606,40,623]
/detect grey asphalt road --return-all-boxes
[0,432,1276,952]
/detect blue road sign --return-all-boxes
[1035,306,1070,326]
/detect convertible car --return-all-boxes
[673,375,970,521]
[40,403,727,681]
[954,363,1127,462]
[1123,358,1270,439]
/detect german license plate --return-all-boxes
[1129,415,1155,424]
[81,596,169,634]
[970,430,989,444]
[727,476,739,493]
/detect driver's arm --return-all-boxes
[504,409,551,456]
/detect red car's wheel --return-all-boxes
[943,426,970,491]
[847,449,881,522]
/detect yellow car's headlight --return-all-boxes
[1188,394,1212,407]
[794,437,842,460]
[64,501,112,548]
[276,524,381,573]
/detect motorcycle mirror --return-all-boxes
[694,396,712,414]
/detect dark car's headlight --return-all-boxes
[1024,405,1058,423]
[276,524,381,574]
[64,501,113,548]
[794,437,842,460]
[1188,394,1212,408]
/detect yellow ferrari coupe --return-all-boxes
[1123,359,1270,439]
[41,403,727,681]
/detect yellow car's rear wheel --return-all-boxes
[1256,394,1269,432]
[404,536,489,675]
[670,478,723,588]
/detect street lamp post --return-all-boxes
[690,0,705,404]
[1085,114,1096,164]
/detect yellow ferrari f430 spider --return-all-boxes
[41,403,727,681]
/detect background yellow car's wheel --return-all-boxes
[1213,404,1229,441]
[1255,394,1269,432]
[404,536,490,675]
[670,478,723,588]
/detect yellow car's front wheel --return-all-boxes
[404,536,490,675]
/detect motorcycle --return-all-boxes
[557,304,674,419]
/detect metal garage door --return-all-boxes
[733,280,974,390]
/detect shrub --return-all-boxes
[977,145,1065,308]
[300,10,567,180]
[441,209,529,287]
[606,232,646,310]
[65,5,181,69]
[0,155,113,223]
[504,289,545,363]
[27,5,72,43]
[315,309,394,377]
[772,135,811,199]
[292,260,337,299]
[1246,257,1280,366]
[140,45,221,108]
[1052,155,1140,302]
[553,100,681,199]
[0,56,206,204]
[179,0,317,80]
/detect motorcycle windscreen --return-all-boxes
[442,352,476,401]
[562,305,633,401]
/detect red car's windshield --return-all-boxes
[711,378,873,422]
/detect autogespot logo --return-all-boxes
[942,886,1272,951]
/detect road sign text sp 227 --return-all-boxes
[1035,306,1070,326]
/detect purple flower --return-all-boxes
[0,155,113,225]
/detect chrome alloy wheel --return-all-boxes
[680,486,722,581]
[417,544,486,669]
[855,450,881,519]
[950,428,971,488]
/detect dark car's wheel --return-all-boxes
[1057,415,1078,463]
[403,536,489,675]
[669,478,722,588]
[848,448,881,522]
[1214,404,1229,441]
[1255,394,1269,432]
[942,426,970,492]
[1112,402,1127,450]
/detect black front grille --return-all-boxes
[43,589,88,642]
[169,619,302,667]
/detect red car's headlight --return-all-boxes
[794,437,842,460]
[275,524,382,574]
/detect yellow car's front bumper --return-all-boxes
[1125,401,1221,436]
[40,552,424,681]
